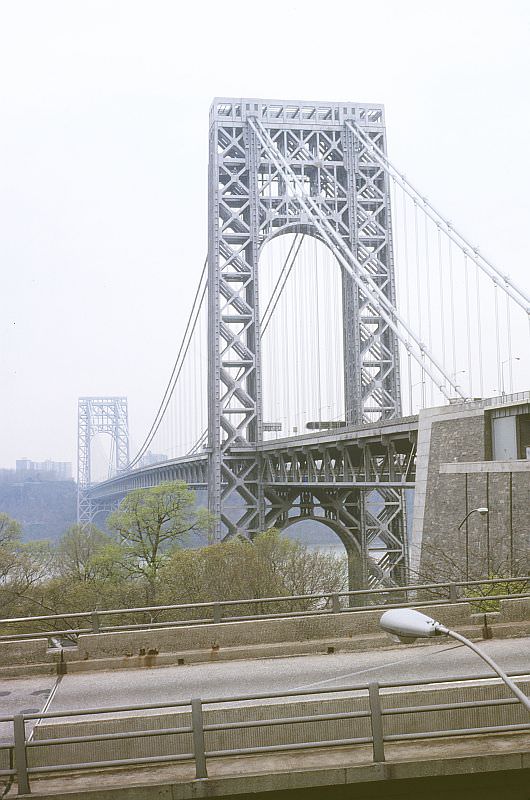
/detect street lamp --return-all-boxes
[380,608,530,713]
[501,356,520,396]
[458,507,489,582]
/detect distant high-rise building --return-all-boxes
[15,459,72,481]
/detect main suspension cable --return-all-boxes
[128,258,208,469]
[261,234,304,335]
[250,117,466,401]
[347,120,530,312]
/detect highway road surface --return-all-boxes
[1,635,528,739]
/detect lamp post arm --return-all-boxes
[458,510,474,530]
[437,625,530,713]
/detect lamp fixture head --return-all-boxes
[379,608,444,643]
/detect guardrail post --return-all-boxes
[448,584,458,602]
[331,594,341,614]
[91,611,100,634]
[191,698,208,779]
[14,715,30,795]
[368,682,385,763]
[212,603,222,625]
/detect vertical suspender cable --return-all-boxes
[402,187,412,404]
[309,239,317,423]
[280,237,287,432]
[475,262,484,398]
[414,200,422,340]
[268,243,274,432]
[251,118,467,402]
[414,201,426,409]
[195,324,200,450]
[448,236,457,385]
[314,237,323,428]
[424,212,434,405]
[463,252,473,397]
[272,240,279,433]
[168,391,173,458]
[303,239,310,427]
[407,351,413,415]
[325,245,331,420]
[505,291,513,394]
[403,187,411,323]
[323,243,331,420]
[199,302,205,438]
[437,226,446,374]
[391,176,405,411]
[177,369,182,457]
[293,242,301,434]
[494,282,502,393]
[284,237,291,434]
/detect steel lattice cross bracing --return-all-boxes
[77,397,130,526]
[208,98,402,548]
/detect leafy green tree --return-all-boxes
[107,481,212,602]
[0,512,23,583]
[56,524,123,582]
[0,513,54,620]
[158,529,347,614]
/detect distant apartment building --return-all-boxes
[15,458,73,481]
[138,452,168,468]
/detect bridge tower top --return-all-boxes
[77,396,130,526]
[209,97,386,127]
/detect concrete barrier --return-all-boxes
[1,598,527,676]
[0,638,48,667]
[27,678,530,770]
[73,604,474,661]
[499,597,530,622]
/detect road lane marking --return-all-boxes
[290,644,465,691]
[27,675,64,742]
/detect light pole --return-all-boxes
[380,608,530,713]
[458,507,489,582]
[500,356,520,396]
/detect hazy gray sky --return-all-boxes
[1,0,529,470]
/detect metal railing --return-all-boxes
[0,576,528,644]
[0,671,528,795]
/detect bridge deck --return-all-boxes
[9,732,530,799]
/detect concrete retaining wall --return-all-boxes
[26,679,530,769]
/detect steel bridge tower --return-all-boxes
[77,396,130,526]
[208,98,402,558]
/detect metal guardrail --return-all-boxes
[0,576,528,643]
[0,671,528,794]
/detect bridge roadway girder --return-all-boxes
[90,418,417,588]
[260,416,416,587]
